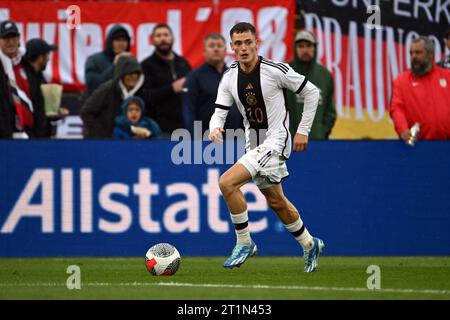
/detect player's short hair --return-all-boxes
[203,33,226,45]
[229,22,256,39]
[152,24,172,37]
[412,36,435,55]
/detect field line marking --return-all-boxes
[0,281,449,295]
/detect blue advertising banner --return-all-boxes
[0,140,449,257]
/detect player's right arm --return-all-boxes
[209,72,233,143]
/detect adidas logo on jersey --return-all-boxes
[246,83,254,90]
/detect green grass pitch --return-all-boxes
[0,257,449,299]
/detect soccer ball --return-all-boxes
[145,243,181,276]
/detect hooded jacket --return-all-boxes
[287,40,337,139]
[113,96,161,139]
[84,25,131,97]
[80,55,150,138]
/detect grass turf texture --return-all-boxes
[0,257,449,300]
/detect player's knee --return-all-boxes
[219,175,234,197]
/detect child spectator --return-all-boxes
[113,96,161,139]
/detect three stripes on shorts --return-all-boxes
[258,150,272,168]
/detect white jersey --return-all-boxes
[210,56,319,159]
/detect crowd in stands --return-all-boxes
[1,19,449,141]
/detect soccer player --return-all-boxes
[209,22,324,272]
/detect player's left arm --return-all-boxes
[277,64,320,152]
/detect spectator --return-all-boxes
[23,38,69,138]
[390,36,450,141]
[113,96,161,139]
[0,20,38,138]
[141,24,191,135]
[287,30,336,139]
[0,45,14,138]
[80,55,150,139]
[84,25,131,97]
[183,33,243,136]
[438,28,450,69]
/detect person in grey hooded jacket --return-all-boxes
[84,25,131,97]
[80,55,151,139]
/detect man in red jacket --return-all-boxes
[390,36,450,141]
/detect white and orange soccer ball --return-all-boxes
[145,243,181,276]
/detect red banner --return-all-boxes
[0,0,295,92]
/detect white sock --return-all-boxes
[230,211,252,245]
[284,218,314,251]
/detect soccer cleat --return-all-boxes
[303,237,325,273]
[223,241,257,269]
